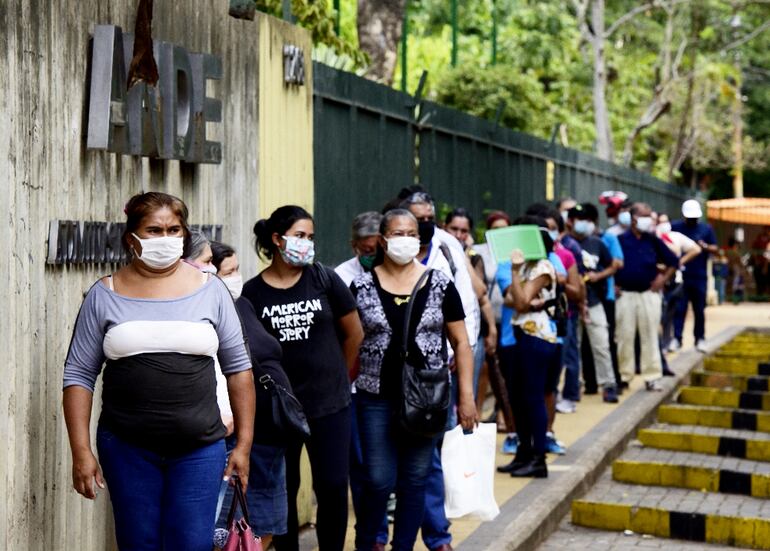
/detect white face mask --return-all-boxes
[657,222,672,235]
[221,274,243,299]
[385,236,420,265]
[635,216,654,233]
[131,233,184,270]
[200,264,218,275]
[574,220,595,237]
[618,211,632,227]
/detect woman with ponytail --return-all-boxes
[241,205,363,551]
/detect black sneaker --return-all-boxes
[602,385,619,403]
[645,380,663,392]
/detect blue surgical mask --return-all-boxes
[548,229,560,242]
[618,211,631,227]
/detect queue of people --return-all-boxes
[62,189,717,551]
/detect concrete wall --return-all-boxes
[0,1,313,548]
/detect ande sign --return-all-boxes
[86,25,223,164]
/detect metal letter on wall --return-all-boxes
[283,45,305,86]
[87,26,129,153]
[86,25,222,164]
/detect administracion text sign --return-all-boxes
[87,25,223,164]
[47,220,223,265]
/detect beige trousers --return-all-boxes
[578,303,616,388]
[615,290,663,383]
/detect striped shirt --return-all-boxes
[64,277,251,453]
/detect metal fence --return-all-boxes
[313,63,692,264]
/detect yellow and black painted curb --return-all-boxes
[612,460,770,498]
[704,358,770,376]
[691,371,770,392]
[658,404,770,433]
[678,386,770,411]
[572,500,770,549]
[638,429,770,461]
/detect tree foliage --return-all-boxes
[243,0,367,66]
[389,0,770,188]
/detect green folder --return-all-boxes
[485,225,547,263]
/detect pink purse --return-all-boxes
[222,478,262,551]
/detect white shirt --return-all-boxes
[427,228,481,344]
[513,259,557,343]
[659,230,698,284]
[335,256,364,287]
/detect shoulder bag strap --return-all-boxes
[401,269,431,360]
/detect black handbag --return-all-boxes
[399,270,451,438]
[258,374,311,440]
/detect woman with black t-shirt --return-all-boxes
[350,209,478,551]
[210,242,290,550]
[241,205,363,551]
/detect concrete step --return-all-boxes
[571,472,770,548]
[678,386,770,411]
[691,371,770,392]
[572,499,770,549]
[638,424,770,461]
[658,404,770,433]
[613,459,770,498]
[722,334,770,346]
[704,357,770,376]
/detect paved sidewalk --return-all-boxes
[539,520,737,550]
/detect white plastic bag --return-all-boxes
[441,423,500,521]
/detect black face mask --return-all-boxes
[418,221,435,245]
[686,218,698,226]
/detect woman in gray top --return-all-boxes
[62,192,255,551]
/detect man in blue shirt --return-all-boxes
[670,199,717,353]
[616,203,679,390]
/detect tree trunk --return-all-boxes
[669,2,703,179]
[357,0,407,85]
[622,91,671,166]
[590,0,614,162]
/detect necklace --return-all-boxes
[394,296,410,306]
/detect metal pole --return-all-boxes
[491,0,498,65]
[333,0,340,35]
[282,0,292,21]
[451,0,458,67]
[401,1,409,92]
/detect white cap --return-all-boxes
[682,199,702,219]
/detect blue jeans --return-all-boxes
[350,396,389,545]
[510,330,556,456]
[674,280,707,342]
[420,371,460,550]
[421,446,451,550]
[97,427,226,551]
[473,334,485,396]
[561,315,581,401]
[354,393,437,551]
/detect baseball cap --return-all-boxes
[599,191,629,217]
[682,199,702,219]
